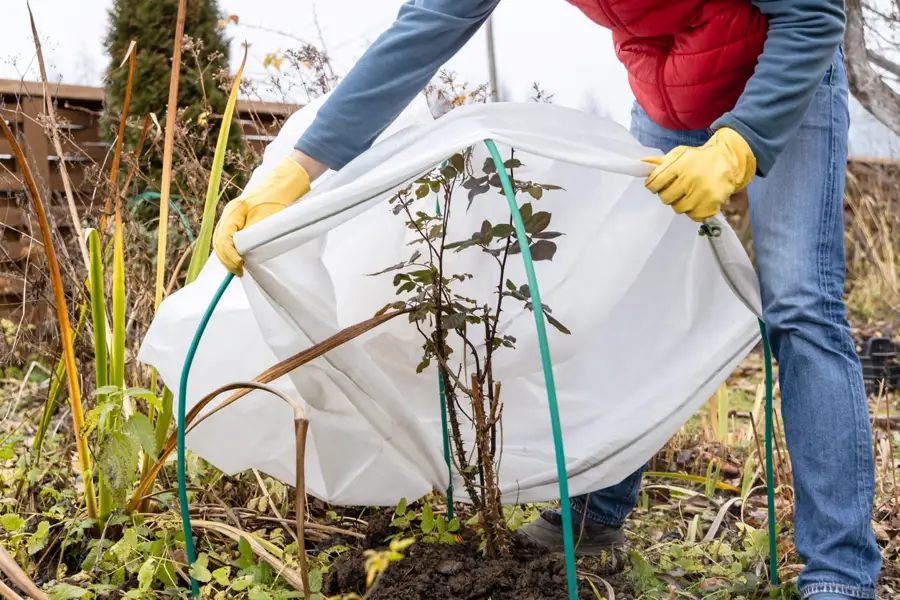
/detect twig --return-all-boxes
[190,520,306,593]
[0,544,47,600]
[0,580,24,600]
[253,469,299,546]
[747,412,768,484]
[27,3,90,272]
[883,396,899,514]
[155,0,188,311]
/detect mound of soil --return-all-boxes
[326,530,632,600]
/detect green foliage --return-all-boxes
[103,0,244,201]
[372,147,571,556]
[48,583,89,599]
[388,498,461,546]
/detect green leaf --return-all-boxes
[249,587,272,600]
[416,358,431,374]
[27,520,50,555]
[93,385,122,398]
[416,184,430,199]
[491,224,515,238]
[236,536,258,573]
[82,402,117,439]
[440,165,458,180]
[126,413,158,458]
[527,186,544,200]
[421,504,435,534]
[97,431,141,503]
[506,279,516,291]
[231,576,253,591]
[189,553,212,583]
[520,202,533,223]
[87,229,109,414]
[213,566,232,586]
[529,240,557,262]
[525,211,551,235]
[125,387,161,406]
[447,518,461,532]
[546,314,572,335]
[436,516,445,535]
[396,497,407,516]
[308,568,324,593]
[449,153,465,173]
[49,583,89,600]
[0,514,25,532]
[110,527,138,562]
[439,532,456,544]
[137,558,155,591]
[503,158,522,169]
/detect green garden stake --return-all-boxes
[759,319,779,585]
[484,139,578,600]
[438,371,454,520]
[177,272,234,596]
[434,180,455,519]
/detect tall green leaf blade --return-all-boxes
[153,387,174,454]
[87,229,109,403]
[185,46,248,284]
[111,199,126,395]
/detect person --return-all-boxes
[212,1,882,598]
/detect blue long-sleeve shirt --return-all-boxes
[296,0,845,176]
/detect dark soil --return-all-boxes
[326,511,634,600]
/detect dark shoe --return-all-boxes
[515,510,625,556]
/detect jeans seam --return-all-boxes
[570,497,619,527]
[817,79,872,590]
[570,468,644,526]
[800,582,877,599]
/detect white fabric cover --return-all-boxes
[139,92,762,506]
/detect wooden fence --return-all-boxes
[0,79,299,320]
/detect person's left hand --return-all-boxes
[641,127,756,222]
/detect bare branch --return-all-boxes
[845,0,900,136]
[867,49,900,79]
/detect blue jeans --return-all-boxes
[570,49,882,599]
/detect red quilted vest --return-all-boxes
[565,0,768,130]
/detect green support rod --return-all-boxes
[759,320,779,585]
[178,272,235,597]
[438,372,454,520]
[434,186,455,519]
[484,139,578,600]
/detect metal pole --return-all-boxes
[486,16,500,102]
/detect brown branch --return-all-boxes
[28,3,90,272]
[845,0,900,136]
[867,49,900,79]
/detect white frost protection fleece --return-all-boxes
[140,92,763,506]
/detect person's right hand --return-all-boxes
[213,157,311,276]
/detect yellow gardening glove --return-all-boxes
[213,157,311,276]
[642,127,756,222]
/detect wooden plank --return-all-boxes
[0,273,25,296]
[19,102,51,192]
[0,205,71,229]
[0,239,42,263]
[0,78,104,104]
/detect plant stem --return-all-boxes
[0,118,98,521]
